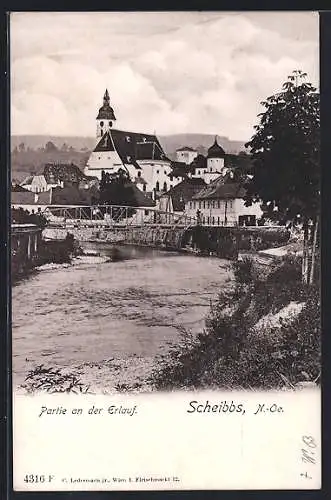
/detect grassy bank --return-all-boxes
[149,256,320,391]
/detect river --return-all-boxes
[12,244,232,393]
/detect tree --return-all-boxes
[245,70,320,284]
[99,169,137,219]
[45,141,58,153]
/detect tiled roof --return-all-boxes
[111,129,169,163]
[43,163,87,184]
[160,178,206,211]
[192,180,246,200]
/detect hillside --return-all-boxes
[158,134,247,159]
[10,133,247,183]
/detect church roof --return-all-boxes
[93,129,169,165]
[96,89,116,121]
[94,131,115,152]
[207,137,226,158]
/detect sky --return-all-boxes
[10,11,319,141]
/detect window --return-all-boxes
[203,201,206,209]
[143,184,146,192]
[169,174,173,181]
[109,121,112,127]
[137,171,141,178]
[217,216,220,225]
[199,201,201,209]
[156,181,160,191]
[212,217,215,225]
[145,210,149,216]
[163,182,167,192]
[198,170,200,175]
[156,170,160,174]
[100,121,104,127]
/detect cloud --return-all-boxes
[10,12,319,140]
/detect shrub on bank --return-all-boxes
[149,255,320,390]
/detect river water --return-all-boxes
[12,244,231,392]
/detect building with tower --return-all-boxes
[84,90,178,196]
[191,136,227,184]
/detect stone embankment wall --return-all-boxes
[44,225,290,259]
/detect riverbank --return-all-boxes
[12,233,82,283]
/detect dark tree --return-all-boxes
[99,169,137,218]
[245,70,320,283]
[45,141,58,153]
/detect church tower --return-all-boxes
[96,89,117,138]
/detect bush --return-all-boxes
[149,257,320,390]
[20,365,91,393]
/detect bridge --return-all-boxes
[39,204,198,230]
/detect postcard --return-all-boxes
[10,11,321,491]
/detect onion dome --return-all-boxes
[207,136,226,158]
[97,89,116,120]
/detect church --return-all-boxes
[84,90,174,195]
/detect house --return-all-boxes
[185,177,263,226]
[175,146,198,165]
[84,90,175,196]
[158,178,206,216]
[20,173,59,193]
[20,163,98,193]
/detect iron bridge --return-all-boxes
[40,204,197,230]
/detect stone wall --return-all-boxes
[44,225,290,259]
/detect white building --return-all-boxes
[84,90,178,195]
[175,146,198,165]
[185,177,263,226]
[190,137,228,184]
[20,174,62,193]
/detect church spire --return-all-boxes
[103,88,110,105]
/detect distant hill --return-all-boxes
[11,135,95,152]
[11,133,247,157]
[10,133,247,182]
[158,134,247,159]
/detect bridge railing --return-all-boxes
[42,205,197,229]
